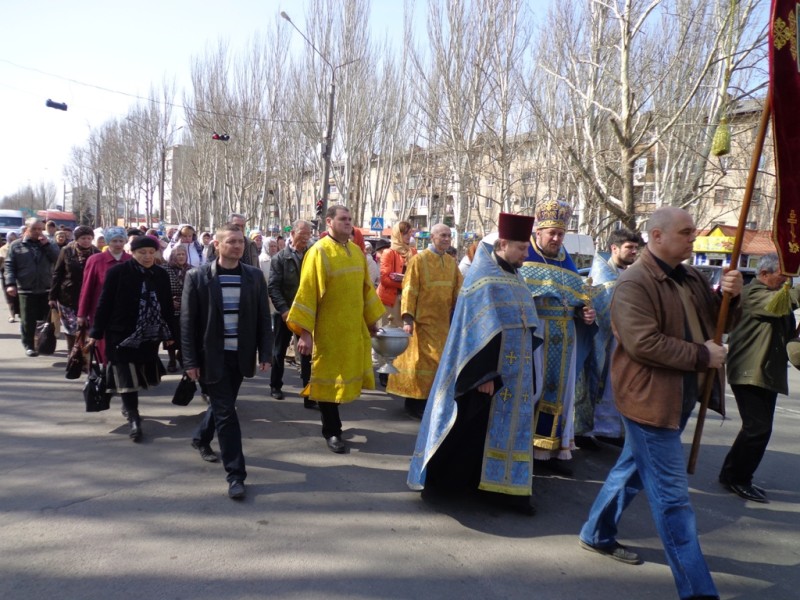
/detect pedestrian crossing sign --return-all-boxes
[371,217,384,231]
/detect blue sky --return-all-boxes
[0,0,421,202]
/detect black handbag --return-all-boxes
[65,330,89,379]
[36,313,57,355]
[171,373,197,406]
[83,347,112,412]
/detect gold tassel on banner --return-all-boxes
[711,116,731,157]
[765,281,792,315]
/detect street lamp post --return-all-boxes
[281,11,358,232]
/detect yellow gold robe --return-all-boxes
[287,236,385,403]
[386,248,463,400]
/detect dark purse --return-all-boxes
[66,330,89,379]
[83,347,112,412]
[36,312,57,355]
[171,373,197,406]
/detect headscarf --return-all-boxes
[167,242,190,269]
[390,225,413,259]
[351,228,366,254]
[105,226,126,241]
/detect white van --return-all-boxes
[0,209,25,242]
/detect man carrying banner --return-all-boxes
[578,207,741,600]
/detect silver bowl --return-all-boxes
[371,328,411,374]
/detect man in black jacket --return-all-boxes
[182,225,272,500]
[267,219,314,406]
[4,218,59,356]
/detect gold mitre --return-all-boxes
[536,199,573,230]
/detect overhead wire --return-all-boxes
[0,58,323,126]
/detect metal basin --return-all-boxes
[371,328,411,374]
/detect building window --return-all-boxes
[633,157,647,182]
[569,214,579,231]
[746,221,757,230]
[642,189,656,204]
[714,188,728,206]
[751,187,762,204]
[486,177,494,187]
[392,201,400,212]
[485,196,493,209]
[522,171,535,185]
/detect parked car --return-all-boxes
[694,264,759,292]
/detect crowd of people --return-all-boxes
[1,202,794,600]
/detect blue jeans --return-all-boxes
[579,415,717,600]
[193,351,246,484]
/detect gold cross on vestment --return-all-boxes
[524,351,532,365]
[774,8,798,65]
[505,351,518,366]
[500,388,513,403]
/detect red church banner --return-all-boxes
[771,0,800,275]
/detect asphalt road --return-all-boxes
[0,316,798,600]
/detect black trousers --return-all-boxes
[318,401,342,439]
[270,314,311,391]
[18,292,49,350]
[719,384,778,486]
[193,351,246,483]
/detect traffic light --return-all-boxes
[315,200,324,217]
[45,99,68,111]
[211,132,230,141]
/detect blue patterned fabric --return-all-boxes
[520,241,592,455]
[408,243,541,495]
[576,255,624,437]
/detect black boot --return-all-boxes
[129,414,143,442]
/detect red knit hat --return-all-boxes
[498,212,535,242]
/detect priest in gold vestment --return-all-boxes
[287,205,385,454]
[387,223,463,418]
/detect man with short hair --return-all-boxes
[4,218,60,356]
[579,207,741,600]
[45,220,57,241]
[387,223,463,418]
[182,224,273,500]
[408,213,541,515]
[204,213,259,266]
[520,200,596,474]
[268,219,314,407]
[287,206,385,454]
[575,228,642,449]
[718,252,797,503]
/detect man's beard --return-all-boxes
[537,242,560,258]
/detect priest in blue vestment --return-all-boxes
[519,199,596,475]
[408,213,542,515]
[574,229,641,447]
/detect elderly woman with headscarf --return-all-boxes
[0,231,20,322]
[77,226,131,363]
[93,228,107,251]
[48,226,100,352]
[163,224,205,267]
[164,242,191,372]
[88,236,175,441]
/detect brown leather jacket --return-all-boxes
[610,247,740,429]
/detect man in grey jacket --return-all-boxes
[4,218,59,356]
[182,224,272,500]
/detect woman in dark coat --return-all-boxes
[88,236,176,441]
[164,243,191,372]
[49,225,100,352]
